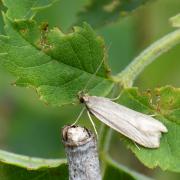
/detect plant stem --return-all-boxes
[99,125,113,153]
[98,124,113,177]
[115,29,180,87]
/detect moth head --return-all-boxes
[78,91,89,103]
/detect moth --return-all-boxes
[78,93,168,148]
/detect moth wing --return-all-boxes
[85,96,167,148]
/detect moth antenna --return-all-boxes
[81,42,112,94]
[83,56,105,93]
[71,107,86,126]
[134,141,141,150]
[87,110,98,138]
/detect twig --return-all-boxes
[62,125,102,180]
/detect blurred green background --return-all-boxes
[0,0,180,179]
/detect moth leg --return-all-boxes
[71,107,86,126]
[110,92,122,101]
[87,110,98,138]
[133,141,141,150]
[149,114,156,117]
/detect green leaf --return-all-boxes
[77,0,153,27]
[103,156,152,180]
[0,150,152,180]
[117,86,180,172]
[0,15,114,106]
[170,13,180,28]
[2,0,58,20]
[0,149,68,179]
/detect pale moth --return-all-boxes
[78,93,168,148]
[76,59,168,148]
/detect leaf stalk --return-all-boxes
[114,29,180,87]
